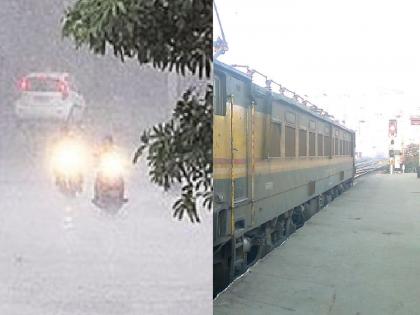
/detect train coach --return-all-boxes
[213,60,356,295]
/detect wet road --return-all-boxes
[0,117,211,314]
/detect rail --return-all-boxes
[355,158,387,178]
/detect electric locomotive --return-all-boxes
[213,60,356,295]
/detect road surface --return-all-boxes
[0,112,211,315]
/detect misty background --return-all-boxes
[214,0,420,157]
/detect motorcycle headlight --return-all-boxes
[51,140,87,176]
[99,152,124,178]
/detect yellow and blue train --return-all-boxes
[213,60,356,294]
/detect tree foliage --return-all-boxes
[62,0,213,222]
[62,0,212,78]
[133,85,212,222]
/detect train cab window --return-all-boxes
[299,129,307,157]
[317,134,323,156]
[309,132,316,156]
[285,126,296,157]
[270,121,282,157]
[214,75,226,116]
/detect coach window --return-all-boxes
[270,121,282,157]
[214,75,226,116]
[299,129,307,157]
[285,126,296,157]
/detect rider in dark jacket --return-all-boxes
[92,135,126,204]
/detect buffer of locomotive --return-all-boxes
[213,60,356,295]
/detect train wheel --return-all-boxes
[213,242,232,297]
[325,192,333,204]
[286,214,296,236]
[302,203,313,221]
[213,259,230,297]
[292,206,305,229]
[246,243,262,266]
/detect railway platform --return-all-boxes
[214,173,420,315]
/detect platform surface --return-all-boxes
[214,173,420,315]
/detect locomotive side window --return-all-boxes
[285,126,296,157]
[324,136,331,156]
[270,121,282,157]
[234,177,248,202]
[309,132,316,156]
[299,129,307,157]
[317,134,323,156]
[334,138,339,155]
[214,75,226,116]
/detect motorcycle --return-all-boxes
[92,151,128,213]
[55,173,83,197]
[51,137,87,197]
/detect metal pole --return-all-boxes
[229,95,236,281]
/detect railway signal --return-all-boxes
[409,116,420,177]
[389,119,397,137]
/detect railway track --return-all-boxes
[355,158,387,178]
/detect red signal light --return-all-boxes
[389,119,397,137]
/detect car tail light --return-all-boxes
[58,81,69,99]
[18,78,29,91]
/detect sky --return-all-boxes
[214,0,420,156]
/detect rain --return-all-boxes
[0,1,212,314]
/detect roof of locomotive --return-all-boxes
[215,60,355,134]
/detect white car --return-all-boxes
[14,72,86,125]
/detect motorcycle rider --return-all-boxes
[53,126,84,193]
[92,135,126,205]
